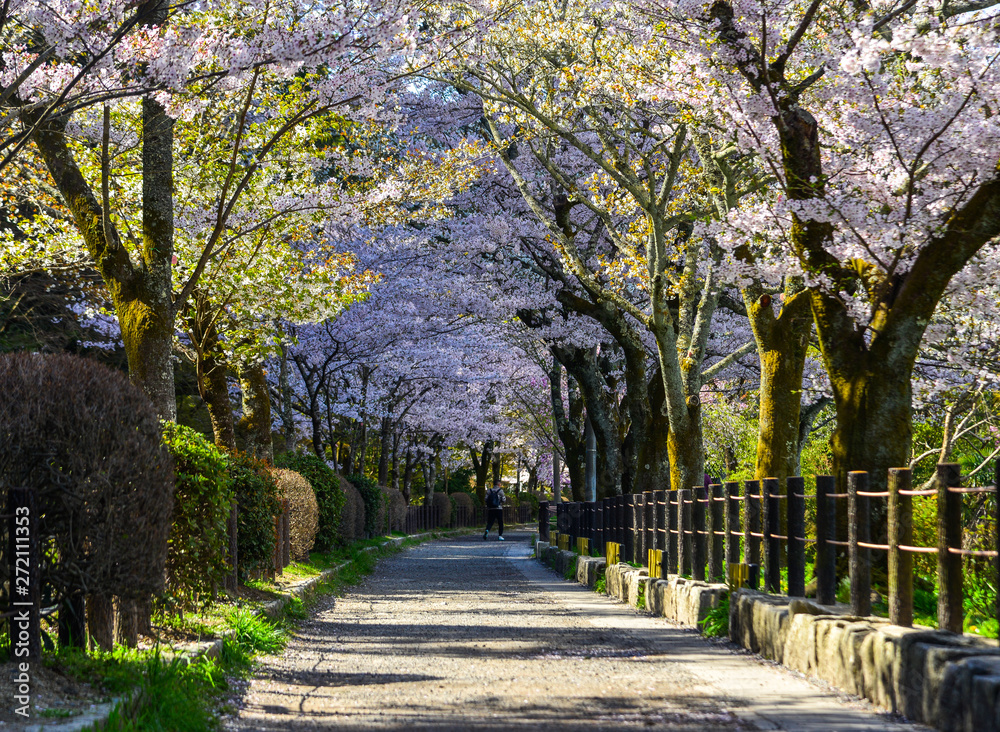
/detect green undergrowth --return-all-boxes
[594,574,607,594]
[700,595,730,637]
[635,581,646,609]
[563,557,578,581]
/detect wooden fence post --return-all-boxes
[744,480,761,590]
[710,483,725,582]
[678,488,693,577]
[539,501,549,542]
[787,476,805,598]
[763,477,781,593]
[816,475,836,605]
[624,495,635,564]
[724,481,741,573]
[645,491,656,565]
[848,471,871,616]
[667,491,679,575]
[888,468,913,627]
[692,485,707,580]
[635,493,646,565]
[654,490,667,552]
[937,462,963,633]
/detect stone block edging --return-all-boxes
[535,546,1000,732]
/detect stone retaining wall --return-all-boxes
[535,541,1000,731]
[731,589,1000,732]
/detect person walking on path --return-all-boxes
[483,481,506,541]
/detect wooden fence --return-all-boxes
[539,459,1000,633]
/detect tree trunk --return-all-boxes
[188,294,236,450]
[87,594,115,651]
[470,441,493,503]
[666,404,704,494]
[746,289,811,483]
[114,597,138,648]
[828,354,913,508]
[30,113,178,421]
[238,360,273,463]
[377,416,392,485]
[391,432,401,491]
[403,449,415,503]
[278,341,296,453]
[491,452,503,486]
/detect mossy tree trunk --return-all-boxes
[744,288,811,484]
[187,292,236,450]
[707,2,1000,525]
[238,359,273,463]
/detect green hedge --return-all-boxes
[161,423,233,609]
[347,474,382,538]
[275,452,345,551]
[228,451,281,575]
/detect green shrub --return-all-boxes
[383,488,407,532]
[161,423,233,610]
[517,492,540,515]
[274,452,345,551]
[432,492,452,524]
[451,491,474,515]
[337,479,365,545]
[228,451,281,575]
[347,474,382,538]
[450,486,482,508]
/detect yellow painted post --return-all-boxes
[559,534,570,551]
[728,562,749,588]
[577,537,590,556]
[551,532,559,547]
[648,549,663,579]
[606,541,620,566]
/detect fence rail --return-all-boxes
[538,458,1000,636]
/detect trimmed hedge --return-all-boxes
[338,478,365,545]
[383,488,406,533]
[347,474,382,538]
[272,469,319,561]
[161,423,233,609]
[431,492,452,524]
[0,352,174,603]
[228,451,281,575]
[451,491,474,519]
[274,452,344,551]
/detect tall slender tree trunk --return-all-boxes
[392,433,402,491]
[470,441,493,503]
[278,341,296,453]
[377,416,392,485]
[238,360,273,463]
[188,294,236,450]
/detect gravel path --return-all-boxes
[226,532,929,732]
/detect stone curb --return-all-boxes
[536,544,1000,732]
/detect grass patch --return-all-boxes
[635,581,646,609]
[563,558,578,581]
[700,595,730,638]
[594,574,607,594]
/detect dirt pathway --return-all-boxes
[226,532,928,731]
